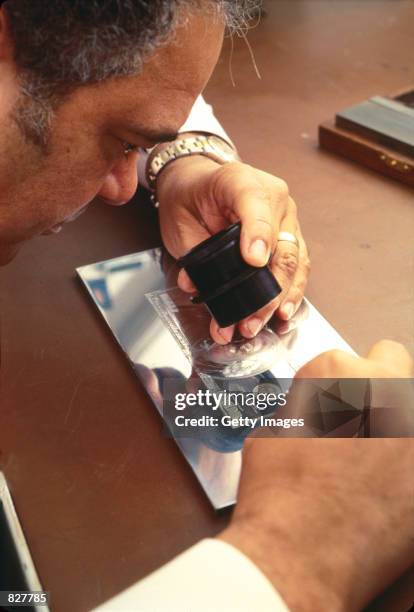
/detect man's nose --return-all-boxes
[97,152,139,206]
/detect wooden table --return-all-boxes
[1,2,413,610]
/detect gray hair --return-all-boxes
[4,0,261,147]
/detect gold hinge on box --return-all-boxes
[379,153,412,173]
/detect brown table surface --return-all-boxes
[1,2,413,611]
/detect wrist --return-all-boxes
[156,154,220,206]
[146,131,239,202]
[217,517,353,612]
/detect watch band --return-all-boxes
[146,133,240,192]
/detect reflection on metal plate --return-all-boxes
[77,249,354,509]
[0,472,50,612]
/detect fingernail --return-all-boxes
[218,325,234,343]
[249,239,268,265]
[281,302,295,320]
[246,317,263,337]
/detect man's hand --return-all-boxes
[156,155,310,345]
[218,341,414,612]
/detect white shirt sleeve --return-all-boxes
[137,95,234,190]
[91,538,289,612]
[178,94,233,143]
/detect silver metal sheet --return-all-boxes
[77,249,354,509]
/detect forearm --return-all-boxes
[218,438,414,612]
[218,514,351,612]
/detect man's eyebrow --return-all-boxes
[133,127,179,146]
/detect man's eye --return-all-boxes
[122,141,139,154]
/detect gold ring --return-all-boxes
[277,231,299,247]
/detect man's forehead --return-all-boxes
[114,80,196,141]
[112,12,225,136]
[140,11,225,97]
[51,10,224,142]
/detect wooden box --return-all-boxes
[319,88,414,188]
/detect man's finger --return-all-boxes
[295,340,414,380]
[238,296,281,338]
[237,196,304,334]
[211,163,290,267]
[278,223,310,320]
[269,198,300,318]
[367,340,413,377]
[270,241,299,313]
[238,202,299,337]
[210,318,235,345]
[230,174,289,267]
[177,269,197,293]
[236,188,276,267]
[295,349,365,379]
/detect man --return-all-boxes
[0,0,309,345]
[0,2,412,611]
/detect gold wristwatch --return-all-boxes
[146,133,240,193]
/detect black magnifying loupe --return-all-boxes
[178,222,281,328]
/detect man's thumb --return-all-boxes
[367,340,413,377]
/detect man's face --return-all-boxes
[0,11,224,264]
